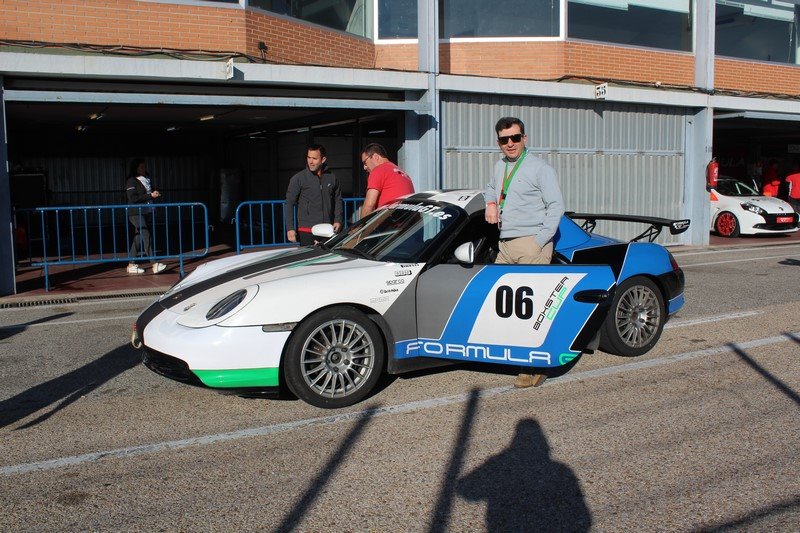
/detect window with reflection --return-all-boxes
[378,0,559,39]
[250,0,370,38]
[568,0,692,52]
[378,0,418,39]
[716,1,798,64]
[442,0,559,38]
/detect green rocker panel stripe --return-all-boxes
[193,367,280,388]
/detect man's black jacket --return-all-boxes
[284,168,343,231]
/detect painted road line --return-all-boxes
[674,243,800,258]
[680,253,800,268]
[665,310,762,329]
[2,331,798,477]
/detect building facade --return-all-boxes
[1,0,799,294]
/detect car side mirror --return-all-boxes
[311,223,335,238]
[453,241,474,264]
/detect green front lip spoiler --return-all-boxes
[193,367,280,388]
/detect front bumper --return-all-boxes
[136,301,290,391]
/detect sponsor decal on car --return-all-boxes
[403,340,552,365]
[393,203,453,220]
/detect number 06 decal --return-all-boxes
[495,285,534,319]
[468,273,586,349]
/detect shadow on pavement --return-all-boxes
[0,344,140,429]
[730,340,799,406]
[273,406,379,532]
[0,312,73,341]
[428,389,480,533]
[457,418,592,532]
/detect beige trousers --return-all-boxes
[495,236,553,265]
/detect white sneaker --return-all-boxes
[152,262,166,274]
[127,264,145,275]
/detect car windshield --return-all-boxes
[716,178,760,197]
[327,201,462,262]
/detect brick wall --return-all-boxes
[245,9,373,68]
[564,42,694,87]
[374,43,417,72]
[716,57,800,96]
[376,40,693,85]
[0,0,247,53]
[0,0,374,68]
[375,40,800,97]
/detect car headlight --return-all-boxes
[206,289,248,320]
[740,203,767,216]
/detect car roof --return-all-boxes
[403,189,486,215]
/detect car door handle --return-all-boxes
[573,289,612,303]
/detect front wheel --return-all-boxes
[715,211,740,237]
[599,276,665,357]
[284,306,385,409]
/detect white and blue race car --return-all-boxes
[134,190,688,408]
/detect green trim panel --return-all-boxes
[193,367,280,388]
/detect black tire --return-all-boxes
[599,276,665,357]
[284,306,385,409]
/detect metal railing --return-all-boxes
[234,198,364,254]
[14,202,210,291]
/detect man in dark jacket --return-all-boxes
[285,144,343,246]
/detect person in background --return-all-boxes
[284,144,343,246]
[360,143,414,217]
[785,162,800,213]
[485,117,565,389]
[125,158,166,274]
[761,159,781,197]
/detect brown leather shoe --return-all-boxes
[514,373,547,388]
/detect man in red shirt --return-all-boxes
[360,143,414,217]
[785,163,800,213]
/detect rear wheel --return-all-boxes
[284,306,385,409]
[600,276,665,357]
[715,212,740,237]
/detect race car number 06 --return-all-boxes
[495,285,534,319]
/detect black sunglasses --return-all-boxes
[497,133,523,145]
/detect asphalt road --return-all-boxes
[1,243,799,532]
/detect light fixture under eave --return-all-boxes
[368,129,386,134]
[75,125,88,132]
[166,126,179,132]
[199,114,216,121]
[89,112,105,120]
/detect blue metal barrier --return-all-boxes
[234,198,364,254]
[14,202,210,291]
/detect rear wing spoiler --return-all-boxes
[566,213,691,243]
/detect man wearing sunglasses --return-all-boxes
[485,116,565,389]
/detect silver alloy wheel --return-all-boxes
[300,318,375,398]
[614,284,661,348]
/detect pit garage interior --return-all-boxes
[5,79,408,250]
[713,111,800,187]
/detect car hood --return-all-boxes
[721,194,794,214]
[161,247,374,308]
[153,246,420,327]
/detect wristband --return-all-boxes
[486,202,497,207]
